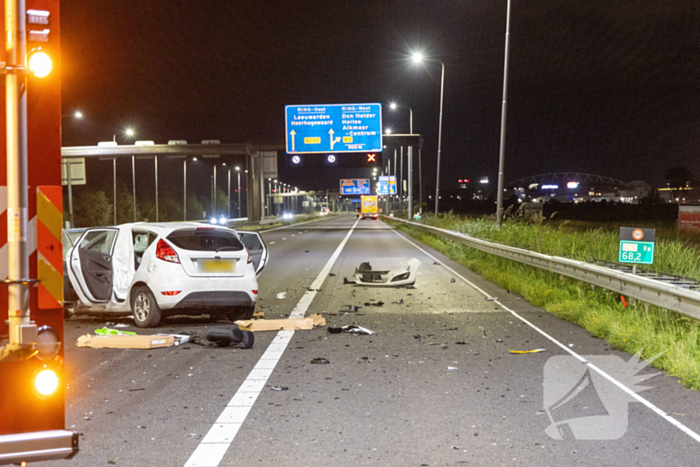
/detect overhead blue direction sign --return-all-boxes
[285,103,383,154]
[378,176,397,195]
[340,178,370,195]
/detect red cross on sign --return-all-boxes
[367,153,376,162]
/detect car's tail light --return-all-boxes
[156,239,180,263]
[161,291,182,296]
[252,290,258,295]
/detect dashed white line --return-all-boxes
[184,218,360,467]
[387,222,700,446]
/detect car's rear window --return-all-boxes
[167,228,244,252]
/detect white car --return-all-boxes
[66,223,268,328]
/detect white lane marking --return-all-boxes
[282,237,287,241]
[269,241,275,245]
[388,223,700,445]
[291,234,295,237]
[185,218,360,467]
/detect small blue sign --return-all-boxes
[340,178,370,195]
[378,176,396,195]
[285,103,383,154]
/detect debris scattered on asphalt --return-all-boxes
[433,261,441,265]
[447,367,458,370]
[329,273,336,277]
[342,305,361,312]
[276,292,287,300]
[486,297,498,301]
[128,388,146,392]
[105,322,130,328]
[206,325,255,349]
[455,341,467,345]
[508,348,546,354]
[364,301,384,307]
[235,314,325,332]
[305,250,310,253]
[253,309,265,319]
[451,278,456,282]
[156,333,190,346]
[272,386,289,391]
[310,358,330,364]
[569,343,574,348]
[392,299,404,305]
[95,327,136,336]
[328,325,375,335]
[76,334,175,349]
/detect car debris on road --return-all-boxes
[205,325,254,349]
[235,314,325,331]
[508,348,546,354]
[343,258,421,287]
[328,325,375,335]
[76,333,175,349]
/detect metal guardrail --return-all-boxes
[386,216,700,321]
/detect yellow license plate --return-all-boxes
[200,259,235,273]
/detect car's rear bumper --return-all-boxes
[171,291,254,309]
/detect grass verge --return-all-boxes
[388,217,700,390]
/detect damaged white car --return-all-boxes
[65,223,268,328]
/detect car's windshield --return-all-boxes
[167,228,244,252]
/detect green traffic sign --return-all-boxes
[619,227,656,265]
[619,240,655,264]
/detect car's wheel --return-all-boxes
[228,305,254,322]
[131,286,162,328]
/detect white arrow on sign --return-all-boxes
[289,130,296,151]
[329,129,341,150]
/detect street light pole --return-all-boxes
[435,61,445,216]
[227,168,231,219]
[154,156,159,222]
[183,159,187,221]
[411,54,445,216]
[236,167,242,218]
[113,158,117,225]
[132,155,137,221]
[390,103,416,219]
[496,0,513,226]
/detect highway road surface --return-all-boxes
[50,215,700,466]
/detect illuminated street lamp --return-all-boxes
[412,52,445,216]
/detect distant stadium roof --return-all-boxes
[508,173,629,188]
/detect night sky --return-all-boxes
[60,0,700,197]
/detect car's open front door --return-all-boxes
[68,228,119,304]
[237,231,268,275]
